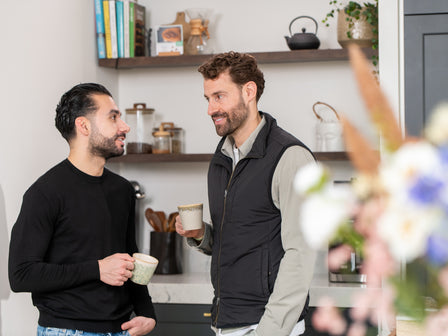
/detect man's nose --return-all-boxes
[207,100,217,116]
[120,119,130,133]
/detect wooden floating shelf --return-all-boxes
[98,48,377,69]
[108,152,351,163]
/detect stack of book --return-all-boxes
[94,0,146,59]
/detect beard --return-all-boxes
[89,126,125,159]
[211,96,249,137]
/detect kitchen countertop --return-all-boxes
[148,272,380,308]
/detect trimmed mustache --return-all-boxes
[211,112,227,120]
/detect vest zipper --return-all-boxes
[214,168,235,327]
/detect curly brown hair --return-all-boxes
[198,51,265,102]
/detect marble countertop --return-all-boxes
[148,272,380,308]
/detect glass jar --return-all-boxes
[125,103,155,154]
[155,122,184,154]
[152,124,172,154]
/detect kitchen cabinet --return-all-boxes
[148,304,375,336]
[147,273,381,336]
[404,0,448,136]
[150,303,214,336]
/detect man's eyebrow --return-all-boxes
[109,109,121,115]
[205,90,225,98]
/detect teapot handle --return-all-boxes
[289,15,318,36]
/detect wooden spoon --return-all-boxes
[154,211,167,231]
[167,212,179,232]
[145,208,162,232]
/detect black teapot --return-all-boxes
[285,16,320,50]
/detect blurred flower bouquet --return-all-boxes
[295,45,448,335]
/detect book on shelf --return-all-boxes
[102,0,112,58]
[94,0,106,58]
[123,0,130,58]
[134,2,145,56]
[96,0,145,59]
[129,1,135,57]
[116,0,124,58]
[108,0,118,58]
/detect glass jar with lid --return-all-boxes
[152,124,172,154]
[154,122,184,154]
[125,103,155,154]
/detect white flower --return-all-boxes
[379,141,441,202]
[425,102,448,145]
[294,162,329,195]
[377,200,442,262]
[300,185,355,249]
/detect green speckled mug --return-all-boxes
[130,253,158,285]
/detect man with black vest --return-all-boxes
[176,52,316,336]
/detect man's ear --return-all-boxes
[74,116,90,136]
[243,81,257,103]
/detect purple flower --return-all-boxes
[426,235,448,266]
[438,146,448,165]
[409,175,445,205]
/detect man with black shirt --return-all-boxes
[8,83,156,336]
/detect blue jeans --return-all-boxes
[37,325,130,336]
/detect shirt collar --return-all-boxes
[221,114,266,164]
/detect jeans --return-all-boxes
[37,325,130,336]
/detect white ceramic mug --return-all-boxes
[177,203,203,231]
[130,253,158,285]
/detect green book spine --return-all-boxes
[129,1,135,57]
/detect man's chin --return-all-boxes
[215,125,229,137]
[105,148,125,160]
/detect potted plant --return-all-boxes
[323,1,378,66]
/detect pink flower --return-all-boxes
[350,292,375,322]
[425,308,448,335]
[328,244,353,271]
[347,322,367,336]
[354,196,385,239]
[312,297,347,335]
[362,236,396,287]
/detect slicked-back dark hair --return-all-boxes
[55,83,112,142]
[198,51,265,102]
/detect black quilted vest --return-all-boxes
[208,112,312,328]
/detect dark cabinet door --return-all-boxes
[150,303,214,336]
[404,1,448,136]
[404,0,448,15]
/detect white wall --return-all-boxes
[0,0,400,334]
[0,1,117,334]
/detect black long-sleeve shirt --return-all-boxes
[8,159,156,332]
